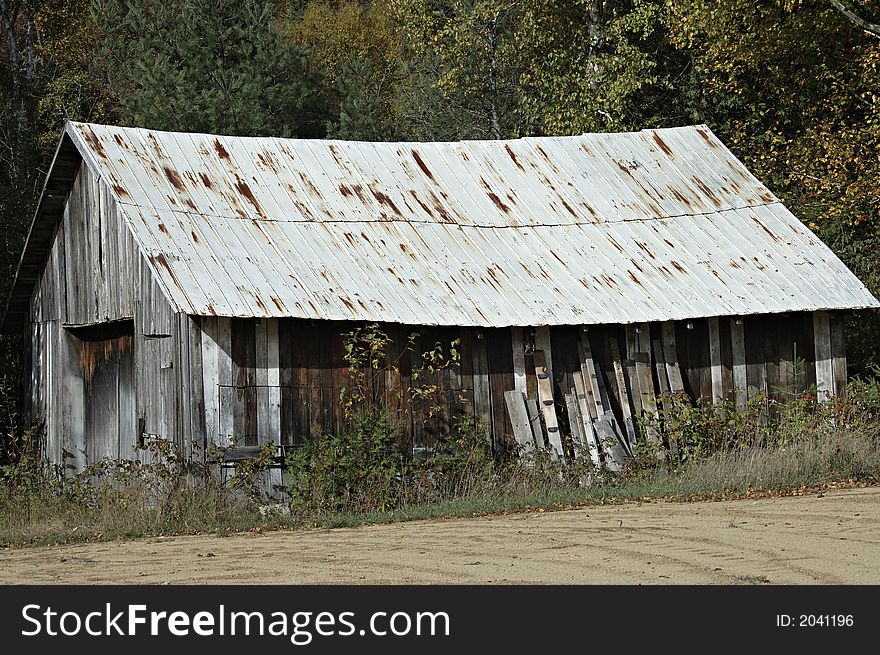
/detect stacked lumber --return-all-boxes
[504,322,686,472]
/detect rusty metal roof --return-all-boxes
[6,121,879,329]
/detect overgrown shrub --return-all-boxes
[285,407,407,514]
[0,437,259,546]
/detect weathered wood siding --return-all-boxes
[26,163,187,473]
[193,312,846,455]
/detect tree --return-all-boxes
[829,0,880,38]
[286,0,402,140]
[91,0,325,137]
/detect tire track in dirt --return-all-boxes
[1,488,878,585]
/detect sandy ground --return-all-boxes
[1,487,878,585]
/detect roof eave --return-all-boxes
[1,123,82,333]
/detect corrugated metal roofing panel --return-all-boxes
[61,121,878,326]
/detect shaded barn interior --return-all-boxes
[195,312,845,459]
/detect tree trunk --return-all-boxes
[829,0,880,39]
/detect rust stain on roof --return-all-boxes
[505,144,525,171]
[235,177,265,218]
[411,150,435,182]
[652,132,673,156]
[163,166,186,192]
[751,215,780,242]
[214,140,231,160]
[47,121,879,329]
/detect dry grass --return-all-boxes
[2,386,879,546]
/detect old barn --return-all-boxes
[2,121,878,474]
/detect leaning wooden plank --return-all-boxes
[594,414,627,471]
[660,321,685,393]
[564,393,583,459]
[524,398,545,450]
[535,326,553,388]
[573,372,602,468]
[625,325,643,416]
[511,327,527,394]
[830,314,847,399]
[609,336,638,450]
[505,390,535,455]
[730,317,748,412]
[634,352,660,446]
[577,331,605,417]
[813,311,833,403]
[534,350,564,461]
[708,317,724,404]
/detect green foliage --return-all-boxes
[285,407,407,513]
[91,0,325,136]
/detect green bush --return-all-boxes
[285,408,408,514]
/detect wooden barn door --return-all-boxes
[72,321,136,465]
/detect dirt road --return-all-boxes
[1,487,878,584]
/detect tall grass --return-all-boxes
[2,380,879,546]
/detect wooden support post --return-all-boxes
[730,317,747,412]
[535,326,553,389]
[534,350,563,460]
[504,390,535,454]
[472,330,493,439]
[660,321,685,393]
[814,311,833,403]
[830,314,847,399]
[511,327,527,394]
[708,317,723,404]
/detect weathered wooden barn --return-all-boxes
[2,121,878,473]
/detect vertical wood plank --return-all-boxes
[267,318,281,443]
[524,398,545,449]
[572,372,601,467]
[471,330,492,442]
[830,314,847,399]
[652,339,670,395]
[217,317,233,444]
[488,328,514,450]
[565,392,584,459]
[254,318,270,442]
[660,321,685,393]
[200,316,219,447]
[577,332,604,418]
[814,311,833,403]
[729,317,748,412]
[708,316,723,404]
[505,390,535,454]
[511,327,527,394]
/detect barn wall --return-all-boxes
[194,312,847,456]
[26,163,185,473]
